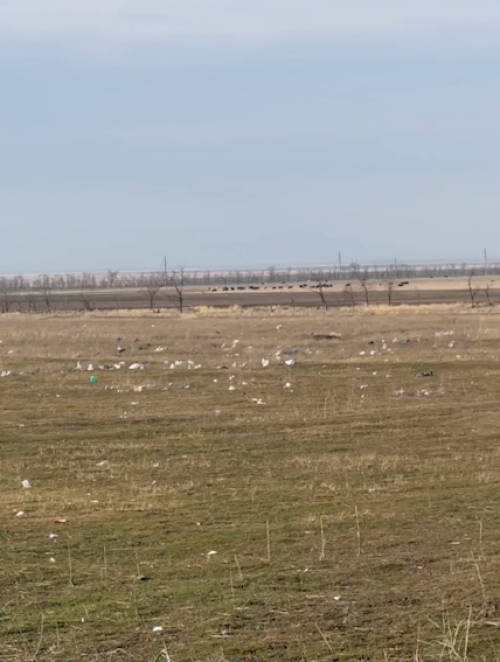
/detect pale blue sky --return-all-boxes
[1,1,500,273]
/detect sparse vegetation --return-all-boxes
[2,307,500,660]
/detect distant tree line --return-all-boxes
[0,261,498,295]
[0,261,497,314]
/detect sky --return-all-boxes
[1,1,500,273]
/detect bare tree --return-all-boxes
[387,281,394,306]
[25,293,37,314]
[0,279,10,312]
[351,263,370,307]
[468,271,478,308]
[40,275,52,313]
[0,290,13,313]
[309,272,329,310]
[143,272,164,310]
[167,267,186,313]
[80,290,96,312]
[484,283,493,307]
[108,270,119,287]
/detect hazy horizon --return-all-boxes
[1,2,499,273]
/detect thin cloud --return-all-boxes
[2,0,500,40]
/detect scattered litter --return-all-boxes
[206,550,218,558]
[284,383,292,389]
[16,510,25,517]
[49,558,56,563]
[359,351,366,356]
[261,359,270,368]
[418,371,434,378]
[370,350,377,356]
[48,533,59,540]
[96,460,109,467]
[87,363,94,371]
[54,518,68,524]
[154,346,167,353]
[252,398,267,405]
[228,385,236,391]
[417,389,431,397]
[129,363,146,370]
[391,389,405,397]
[21,480,31,489]
[90,375,97,384]
[276,324,283,330]
[360,384,369,390]
[75,361,83,371]
[117,347,126,354]
[285,359,296,367]
[435,331,454,337]
[1,370,12,377]
[153,626,164,634]
[214,409,221,416]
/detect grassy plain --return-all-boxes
[2,306,500,661]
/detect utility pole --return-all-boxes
[338,251,342,279]
[164,256,168,288]
[484,248,488,276]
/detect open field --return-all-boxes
[2,306,500,660]
[3,276,500,312]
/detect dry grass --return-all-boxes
[2,308,500,661]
